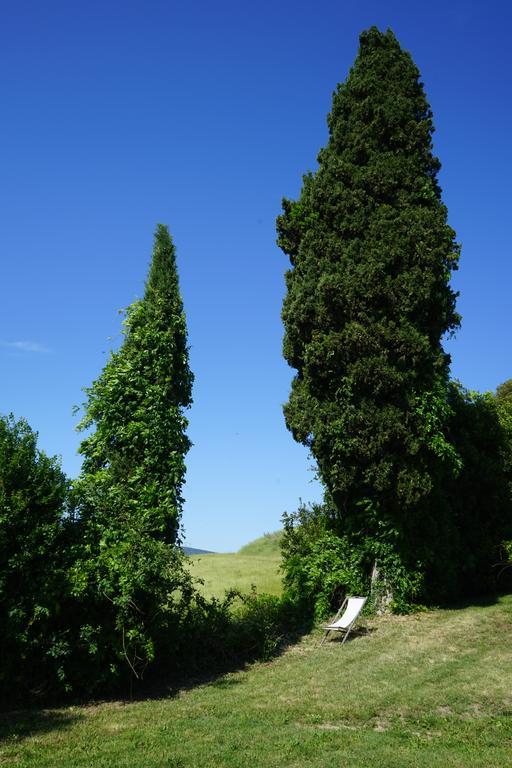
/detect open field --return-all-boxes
[187,532,283,599]
[2,595,511,767]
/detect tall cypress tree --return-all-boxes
[78,223,193,543]
[74,224,193,683]
[277,28,460,602]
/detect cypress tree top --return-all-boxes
[496,379,512,405]
[145,223,181,300]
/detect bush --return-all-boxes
[280,384,512,617]
[0,414,70,703]
[281,503,367,619]
[63,537,197,695]
[435,383,512,600]
[280,501,427,616]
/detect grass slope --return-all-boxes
[238,531,283,557]
[187,531,283,600]
[2,596,511,767]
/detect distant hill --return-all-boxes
[182,531,283,558]
[183,546,214,556]
[237,530,283,556]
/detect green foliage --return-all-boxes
[72,224,194,687]
[495,381,512,498]
[228,591,304,660]
[281,503,365,618]
[165,588,310,677]
[496,378,512,405]
[434,383,512,599]
[494,384,512,580]
[280,502,424,617]
[76,224,193,546]
[281,382,512,613]
[277,28,463,604]
[0,414,69,701]
[502,540,512,573]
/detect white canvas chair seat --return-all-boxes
[320,596,367,645]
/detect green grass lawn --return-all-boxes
[2,595,512,767]
[186,531,283,599]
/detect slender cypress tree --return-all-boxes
[74,224,193,683]
[277,28,460,602]
[78,224,193,543]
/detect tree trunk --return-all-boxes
[371,561,394,614]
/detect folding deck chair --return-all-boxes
[320,596,367,646]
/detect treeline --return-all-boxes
[1,27,512,704]
[1,226,194,701]
[0,412,303,702]
[0,227,308,705]
[280,383,512,616]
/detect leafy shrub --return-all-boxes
[0,414,70,704]
[280,383,512,617]
[436,383,512,600]
[64,537,197,694]
[280,501,427,616]
[281,503,367,618]
[228,591,306,660]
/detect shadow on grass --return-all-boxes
[319,625,376,646]
[0,707,83,745]
[137,596,316,703]
[0,593,316,726]
[0,614,309,744]
[436,591,505,612]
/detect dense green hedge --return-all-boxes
[0,413,309,705]
[0,414,71,702]
[280,385,512,616]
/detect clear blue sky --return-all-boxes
[1,1,510,551]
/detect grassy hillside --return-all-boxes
[238,530,283,557]
[2,596,511,767]
[187,532,283,599]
